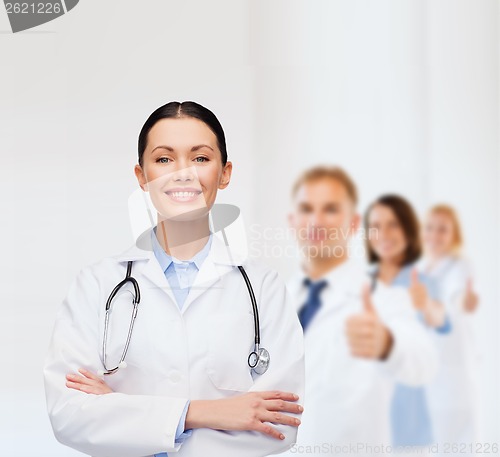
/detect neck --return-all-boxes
[423,252,449,273]
[156,215,211,261]
[302,252,349,281]
[377,258,403,284]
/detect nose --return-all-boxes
[171,165,195,183]
[378,226,393,241]
[309,211,325,226]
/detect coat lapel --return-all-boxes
[180,234,244,314]
[113,229,178,309]
[138,255,178,308]
[113,229,246,315]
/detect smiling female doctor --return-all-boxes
[43,101,304,457]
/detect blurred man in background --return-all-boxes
[285,166,438,456]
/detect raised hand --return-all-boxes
[345,284,393,360]
[463,278,479,313]
[407,269,450,328]
[408,268,429,311]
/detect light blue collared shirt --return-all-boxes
[151,227,213,456]
[151,226,213,309]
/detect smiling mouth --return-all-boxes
[165,189,203,203]
[307,229,329,241]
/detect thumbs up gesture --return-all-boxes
[345,284,393,360]
[408,268,448,328]
[408,269,428,311]
[463,279,479,313]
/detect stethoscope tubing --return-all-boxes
[101,261,268,376]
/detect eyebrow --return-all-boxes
[151,144,214,154]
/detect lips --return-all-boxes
[378,241,395,250]
[165,188,203,203]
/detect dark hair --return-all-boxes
[138,101,228,167]
[364,194,422,266]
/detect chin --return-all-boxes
[162,207,211,222]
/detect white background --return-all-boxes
[0,1,498,455]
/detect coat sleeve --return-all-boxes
[375,286,438,386]
[43,266,189,457]
[181,267,305,457]
[441,259,471,313]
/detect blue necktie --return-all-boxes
[298,278,328,331]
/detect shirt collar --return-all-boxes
[392,263,414,286]
[150,226,213,273]
[298,258,365,294]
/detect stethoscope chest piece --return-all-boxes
[248,346,270,375]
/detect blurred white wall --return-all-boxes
[0,0,498,455]
[247,1,499,443]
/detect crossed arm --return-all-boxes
[66,368,303,441]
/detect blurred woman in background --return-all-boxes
[364,195,450,449]
[418,204,479,451]
[420,204,478,311]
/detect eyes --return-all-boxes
[156,156,209,164]
[298,204,340,214]
[369,220,400,230]
[325,205,339,214]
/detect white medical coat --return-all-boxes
[418,256,480,447]
[44,233,305,457]
[284,260,438,456]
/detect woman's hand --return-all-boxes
[66,368,114,395]
[463,279,479,313]
[185,391,303,440]
[65,373,301,440]
[408,269,446,328]
[421,299,447,328]
[408,269,429,311]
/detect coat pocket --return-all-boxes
[205,312,255,392]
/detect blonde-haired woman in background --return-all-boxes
[418,204,480,453]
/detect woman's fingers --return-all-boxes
[66,380,93,393]
[262,410,301,427]
[65,368,113,394]
[66,380,109,395]
[78,368,102,381]
[260,391,299,402]
[66,378,112,394]
[66,368,106,386]
[66,373,94,386]
[252,395,303,440]
[253,412,301,440]
[185,392,303,440]
[265,399,304,415]
[253,421,286,440]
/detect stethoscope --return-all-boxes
[99,261,270,377]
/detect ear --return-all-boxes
[288,211,295,228]
[134,164,148,191]
[218,161,233,190]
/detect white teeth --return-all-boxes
[170,191,197,198]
